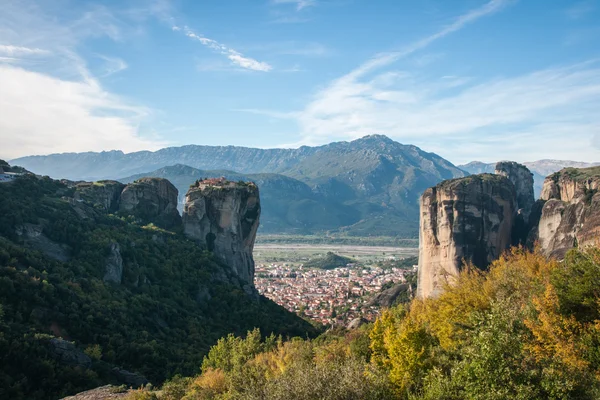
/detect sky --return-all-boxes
[1,0,600,164]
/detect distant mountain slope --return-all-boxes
[12,135,466,237]
[119,165,357,235]
[459,160,600,198]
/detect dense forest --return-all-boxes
[0,173,317,400]
[126,246,600,400]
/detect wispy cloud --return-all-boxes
[174,25,272,72]
[97,55,128,77]
[0,0,165,159]
[241,0,600,163]
[0,44,50,56]
[271,0,316,11]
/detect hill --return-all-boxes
[459,159,600,198]
[12,135,466,237]
[303,252,356,270]
[0,164,317,400]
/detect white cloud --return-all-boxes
[0,65,166,159]
[0,0,166,159]
[0,44,50,56]
[175,26,272,72]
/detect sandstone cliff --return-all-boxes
[535,167,600,258]
[495,161,535,223]
[73,178,181,229]
[417,174,516,298]
[182,179,260,285]
[118,178,181,229]
[74,181,125,212]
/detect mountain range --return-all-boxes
[11,135,599,237]
[13,135,465,237]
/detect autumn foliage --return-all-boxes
[147,246,600,400]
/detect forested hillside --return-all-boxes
[129,247,600,400]
[0,172,317,400]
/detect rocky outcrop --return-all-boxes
[495,161,535,223]
[74,181,125,212]
[111,368,149,388]
[103,243,123,284]
[417,175,516,298]
[16,223,71,262]
[49,338,92,369]
[119,178,181,229]
[535,167,600,258]
[365,283,412,308]
[183,179,260,284]
[60,385,131,400]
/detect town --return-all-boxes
[255,261,416,326]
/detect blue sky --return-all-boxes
[1,0,600,164]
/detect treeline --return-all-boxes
[130,246,600,400]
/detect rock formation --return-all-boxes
[74,181,125,212]
[103,243,124,284]
[417,174,517,298]
[49,338,92,369]
[535,167,600,258]
[182,179,260,285]
[119,178,181,229]
[16,223,71,262]
[495,161,535,223]
[73,178,181,229]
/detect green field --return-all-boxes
[254,239,418,266]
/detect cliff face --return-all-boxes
[73,178,181,229]
[495,161,535,223]
[536,167,600,258]
[182,180,261,285]
[74,181,125,212]
[118,178,181,229]
[417,175,516,298]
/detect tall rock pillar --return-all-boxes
[182,179,261,285]
[416,175,516,298]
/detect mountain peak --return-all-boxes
[353,134,395,144]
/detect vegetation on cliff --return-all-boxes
[138,246,600,400]
[303,252,356,270]
[0,173,317,400]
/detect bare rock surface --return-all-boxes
[495,161,535,223]
[536,167,600,258]
[16,223,71,262]
[417,174,516,298]
[60,385,131,400]
[183,179,260,284]
[49,338,92,369]
[103,242,123,284]
[74,181,125,212]
[119,177,181,229]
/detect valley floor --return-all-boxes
[253,240,419,326]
